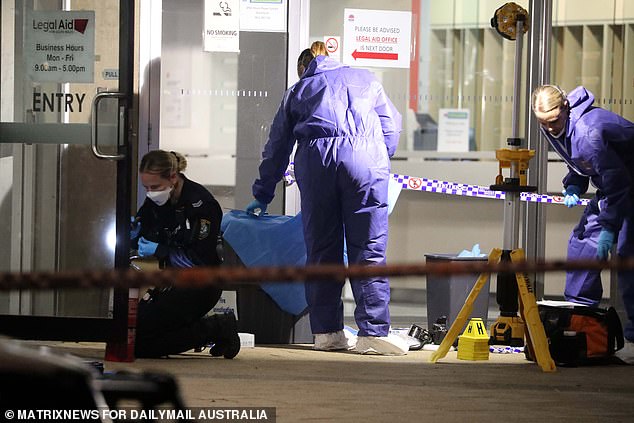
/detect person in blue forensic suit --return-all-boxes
[245,41,408,355]
[132,149,240,359]
[532,85,634,363]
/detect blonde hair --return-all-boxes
[297,41,330,77]
[310,41,328,57]
[531,85,567,115]
[139,150,187,179]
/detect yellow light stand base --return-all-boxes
[457,318,490,361]
[431,248,556,372]
[495,148,535,186]
[489,315,525,347]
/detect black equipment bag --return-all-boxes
[527,304,624,366]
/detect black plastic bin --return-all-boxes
[223,242,313,344]
[425,254,490,332]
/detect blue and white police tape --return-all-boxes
[284,165,590,206]
[490,345,525,354]
[392,173,590,206]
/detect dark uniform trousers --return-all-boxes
[135,286,222,358]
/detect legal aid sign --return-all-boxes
[343,9,412,69]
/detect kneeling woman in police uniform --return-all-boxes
[132,149,239,359]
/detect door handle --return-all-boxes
[91,91,126,160]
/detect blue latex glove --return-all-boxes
[246,199,268,216]
[562,185,581,208]
[138,237,158,257]
[130,216,141,239]
[596,229,615,260]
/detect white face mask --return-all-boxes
[146,186,173,206]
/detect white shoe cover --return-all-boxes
[615,340,634,365]
[314,330,357,351]
[356,334,409,356]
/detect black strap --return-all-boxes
[216,234,225,264]
[606,306,625,353]
[572,197,599,239]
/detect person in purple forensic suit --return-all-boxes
[532,85,634,363]
[246,41,408,355]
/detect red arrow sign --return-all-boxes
[352,49,398,61]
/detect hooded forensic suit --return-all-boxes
[540,86,634,342]
[252,55,402,336]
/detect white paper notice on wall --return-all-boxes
[24,11,95,83]
[342,9,411,69]
[240,0,287,32]
[437,109,470,152]
[204,0,240,52]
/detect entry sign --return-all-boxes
[437,109,470,152]
[24,11,95,83]
[204,0,240,53]
[343,9,411,69]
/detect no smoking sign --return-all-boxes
[323,35,341,61]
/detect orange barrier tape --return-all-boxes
[1,257,633,291]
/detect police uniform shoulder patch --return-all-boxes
[192,200,203,208]
[198,219,211,240]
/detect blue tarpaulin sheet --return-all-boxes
[221,210,308,316]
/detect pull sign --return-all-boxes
[102,69,119,80]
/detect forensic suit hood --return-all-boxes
[542,86,634,232]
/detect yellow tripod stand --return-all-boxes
[429,3,555,373]
[430,248,556,373]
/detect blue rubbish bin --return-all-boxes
[425,254,490,332]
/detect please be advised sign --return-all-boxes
[343,8,412,69]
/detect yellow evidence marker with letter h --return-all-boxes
[457,318,490,361]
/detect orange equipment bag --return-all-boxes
[527,304,624,366]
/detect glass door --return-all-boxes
[0,0,133,343]
[155,0,290,214]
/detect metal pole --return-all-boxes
[502,18,525,251]
[525,0,552,298]
[511,22,524,140]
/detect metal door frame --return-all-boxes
[0,0,134,344]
